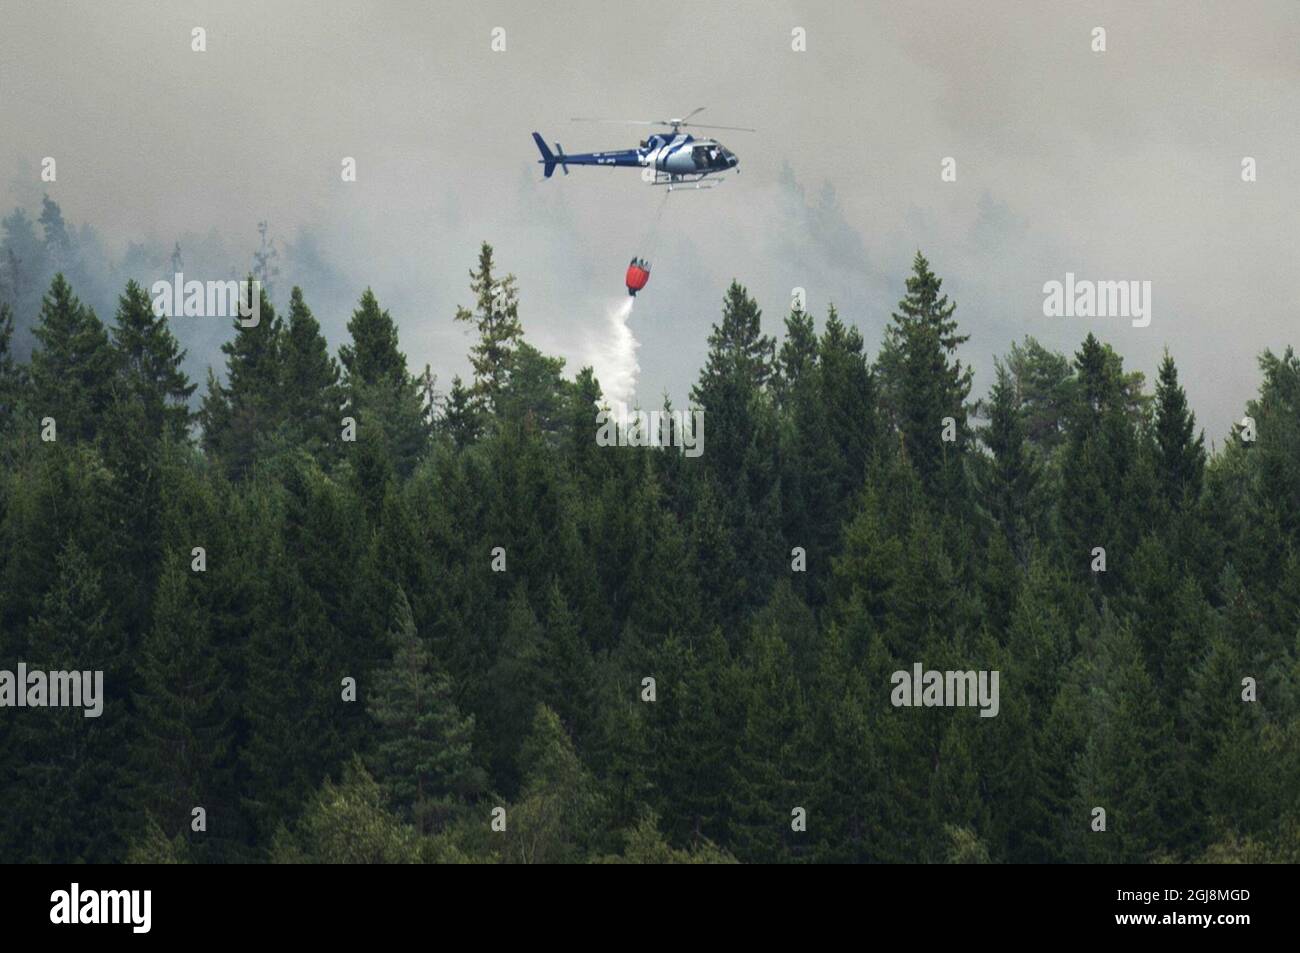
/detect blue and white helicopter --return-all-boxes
[532,108,752,190]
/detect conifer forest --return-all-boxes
[1,206,1297,864]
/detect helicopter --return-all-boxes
[532,108,752,190]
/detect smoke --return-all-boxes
[584,297,639,407]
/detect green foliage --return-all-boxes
[340,288,408,389]
[199,283,284,479]
[271,756,418,864]
[1153,351,1205,508]
[366,589,485,834]
[593,812,737,864]
[453,242,523,412]
[493,705,604,864]
[0,254,1295,866]
[280,286,342,457]
[125,818,190,864]
[109,279,195,442]
[339,288,427,478]
[30,273,115,443]
[876,251,973,498]
[130,553,231,859]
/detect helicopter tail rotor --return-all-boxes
[532,132,569,177]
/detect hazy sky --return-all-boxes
[2,0,1296,437]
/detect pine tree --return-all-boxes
[1,207,48,323]
[774,304,817,411]
[1246,347,1300,541]
[539,581,598,747]
[453,242,523,412]
[776,307,826,585]
[1003,336,1073,457]
[646,630,739,848]
[817,307,878,505]
[497,341,569,439]
[241,528,351,843]
[38,194,72,259]
[561,366,602,483]
[808,656,878,862]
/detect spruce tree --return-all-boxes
[817,307,878,505]
[1153,351,1205,508]
[484,584,548,793]
[875,252,973,498]
[366,589,484,835]
[499,705,603,864]
[0,302,27,438]
[338,288,427,475]
[109,279,195,442]
[728,629,811,862]
[130,554,230,858]
[690,282,781,615]
[441,374,483,449]
[774,304,817,411]
[1071,613,1167,862]
[30,273,115,443]
[339,288,407,388]
[280,286,341,455]
[199,283,284,479]
[980,361,1040,564]
[691,280,775,416]
[12,542,129,862]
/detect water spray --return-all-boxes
[584,297,640,408]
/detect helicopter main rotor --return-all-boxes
[570,106,755,134]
